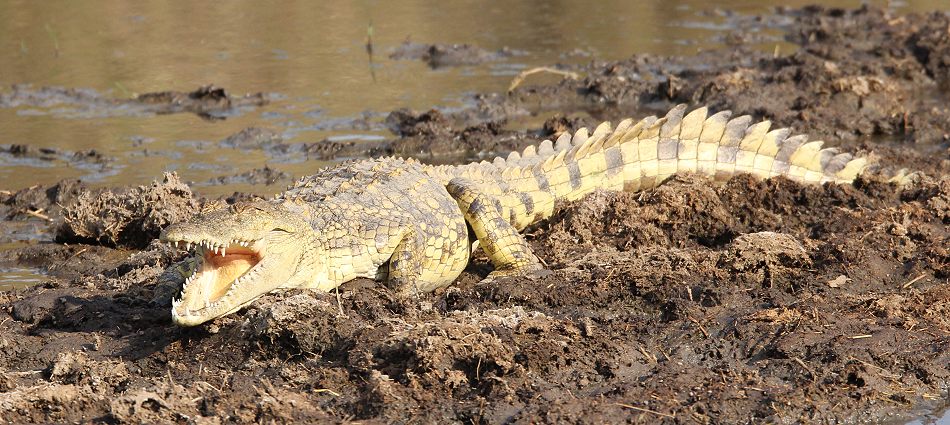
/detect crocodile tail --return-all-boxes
[495,104,873,207]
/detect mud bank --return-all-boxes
[0,6,949,424]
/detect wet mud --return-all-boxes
[390,41,519,68]
[0,144,113,169]
[0,145,117,183]
[0,84,270,120]
[0,6,949,424]
[199,166,294,187]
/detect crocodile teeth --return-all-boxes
[221,247,226,256]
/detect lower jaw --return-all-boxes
[172,307,211,326]
[172,293,265,326]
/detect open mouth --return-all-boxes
[165,238,263,314]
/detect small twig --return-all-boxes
[614,403,675,419]
[687,316,709,338]
[636,344,657,363]
[792,356,816,382]
[901,273,927,289]
[114,81,132,98]
[199,381,221,393]
[850,357,901,380]
[44,23,60,57]
[8,369,44,375]
[313,388,341,397]
[365,21,377,83]
[850,334,873,339]
[68,248,88,259]
[508,67,580,94]
[25,208,51,221]
[220,371,232,390]
[335,286,346,316]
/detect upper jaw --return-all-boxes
[160,234,257,256]
[162,235,268,326]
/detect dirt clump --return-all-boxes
[390,41,517,68]
[57,172,199,249]
[201,166,293,186]
[218,127,284,150]
[2,179,85,220]
[131,84,270,120]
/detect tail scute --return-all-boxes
[722,115,752,147]
[659,104,687,138]
[700,110,732,144]
[680,106,707,140]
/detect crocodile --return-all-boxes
[160,104,874,326]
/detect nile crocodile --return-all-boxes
[161,104,874,326]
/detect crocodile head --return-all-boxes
[160,200,323,326]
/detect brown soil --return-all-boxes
[1,6,949,424]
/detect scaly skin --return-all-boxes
[160,104,875,326]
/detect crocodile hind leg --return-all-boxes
[446,178,543,278]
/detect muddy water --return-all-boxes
[0,0,943,197]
